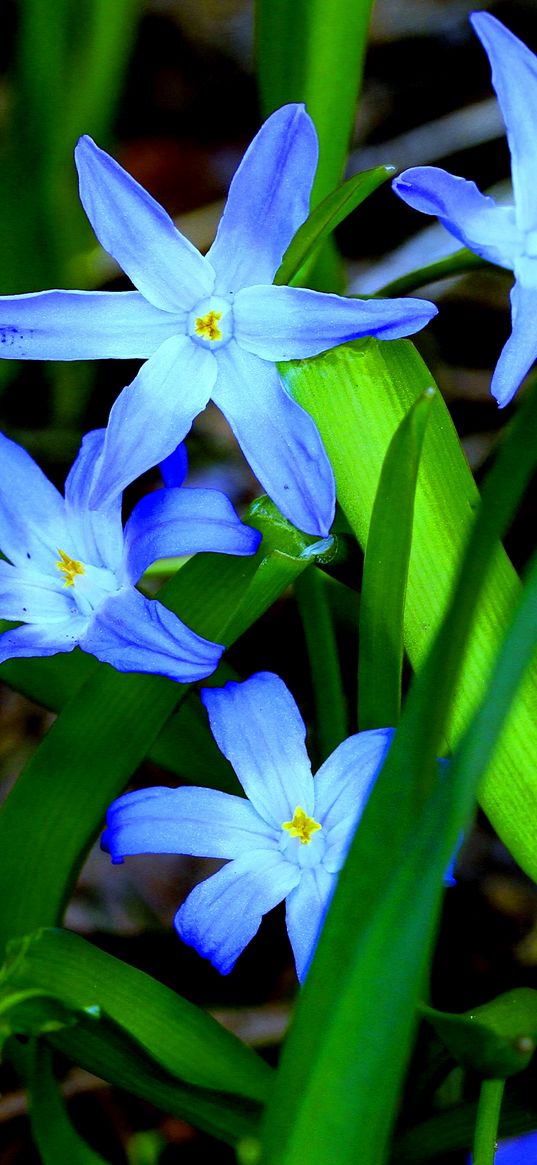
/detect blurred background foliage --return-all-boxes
[1,1,537,1161]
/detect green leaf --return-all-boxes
[258,359,537,1165]
[4,929,271,1144]
[275,167,395,287]
[281,340,537,879]
[358,387,434,729]
[0,987,91,1053]
[256,0,376,290]
[295,567,347,760]
[421,991,537,1079]
[18,1040,113,1165]
[256,0,375,209]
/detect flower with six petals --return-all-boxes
[102,671,394,981]
[393,12,537,407]
[0,105,437,535]
[0,428,260,680]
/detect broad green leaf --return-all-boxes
[4,929,270,1144]
[421,991,537,1079]
[3,928,272,1101]
[275,166,395,287]
[260,367,537,1165]
[358,387,434,729]
[282,340,537,879]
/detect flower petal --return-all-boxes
[490,278,537,407]
[285,866,335,982]
[80,586,223,682]
[0,290,178,359]
[75,136,214,311]
[213,342,335,536]
[235,284,438,359]
[392,168,522,269]
[207,104,318,292]
[64,429,124,572]
[314,728,393,838]
[201,672,314,828]
[90,336,217,509]
[103,785,276,860]
[175,850,301,975]
[471,13,537,233]
[0,431,68,569]
[0,561,79,623]
[122,487,261,584]
[0,619,83,663]
[160,443,189,487]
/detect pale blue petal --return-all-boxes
[207,104,318,292]
[285,866,335,982]
[0,290,178,359]
[0,619,83,663]
[471,13,537,232]
[64,429,124,572]
[122,487,261,584]
[160,443,189,487]
[314,728,394,836]
[103,785,277,860]
[0,561,79,623]
[0,432,68,568]
[75,136,214,311]
[213,342,335,537]
[80,586,223,681]
[201,672,314,827]
[392,168,521,270]
[175,850,301,975]
[235,284,438,359]
[490,278,537,407]
[90,336,217,509]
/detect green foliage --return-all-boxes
[282,341,537,879]
[275,166,396,288]
[358,387,434,729]
[421,990,537,1079]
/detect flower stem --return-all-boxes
[295,566,347,761]
[472,1079,505,1165]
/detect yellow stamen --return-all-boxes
[195,309,223,342]
[282,806,321,845]
[56,548,85,587]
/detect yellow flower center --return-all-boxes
[56,548,85,587]
[194,310,223,342]
[282,806,321,845]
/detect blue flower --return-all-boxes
[0,106,436,536]
[392,13,537,408]
[0,428,260,681]
[102,671,394,981]
[468,1130,537,1164]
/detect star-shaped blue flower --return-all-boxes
[0,428,260,681]
[392,13,537,408]
[0,105,436,536]
[102,671,394,982]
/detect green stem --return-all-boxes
[473,1079,505,1165]
[374,249,487,299]
[295,567,347,761]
